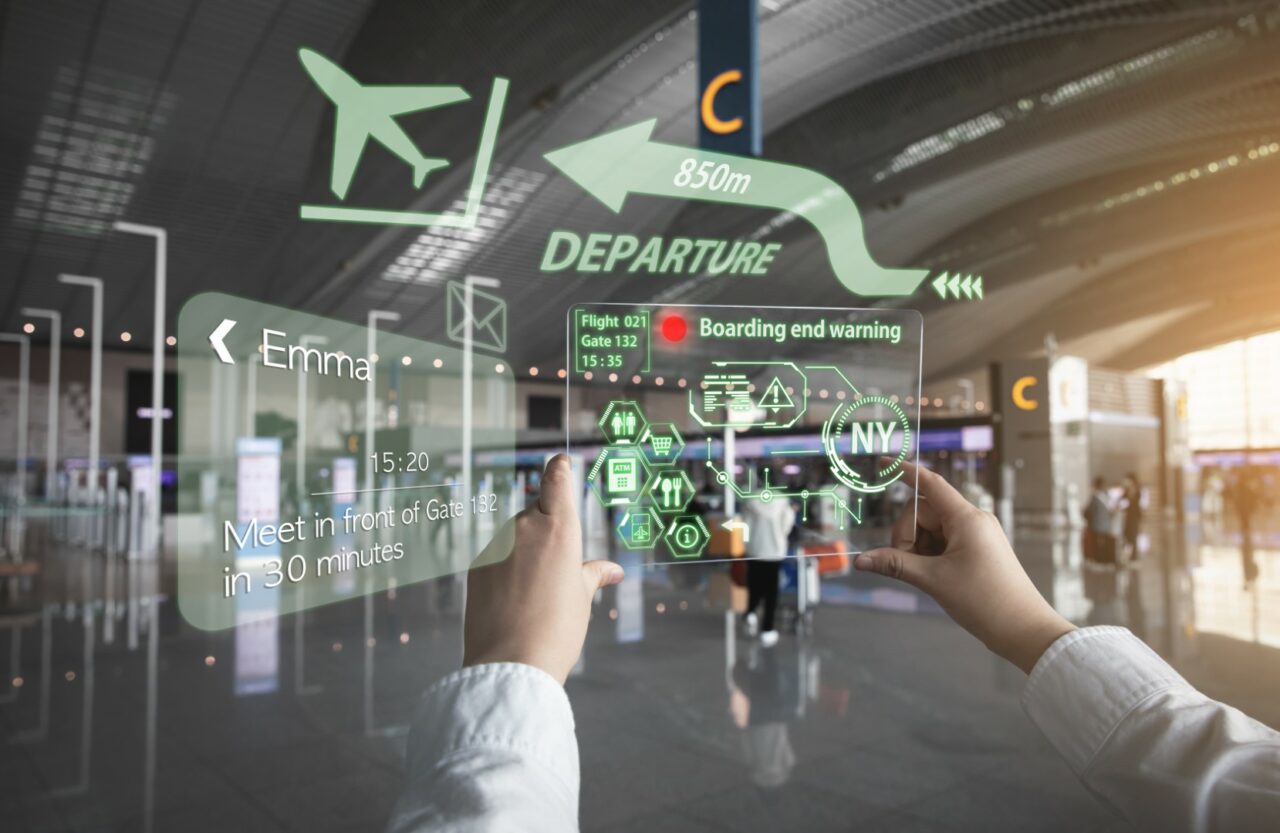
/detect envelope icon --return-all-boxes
[446,281,507,353]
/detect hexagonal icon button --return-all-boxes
[639,422,685,467]
[587,446,646,507]
[598,400,648,445]
[662,514,711,560]
[644,469,696,514]
[615,506,663,550]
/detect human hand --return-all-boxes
[463,454,624,684]
[854,461,1074,673]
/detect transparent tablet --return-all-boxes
[567,304,921,564]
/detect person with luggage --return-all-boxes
[1084,476,1116,568]
[740,473,797,648]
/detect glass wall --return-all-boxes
[1150,330,1280,450]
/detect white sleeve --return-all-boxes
[386,663,580,833]
[1022,626,1280,832]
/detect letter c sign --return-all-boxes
[701,69,743,135]
[1012,376,1039,411]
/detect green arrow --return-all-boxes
[932,273,949,299]
[974,276,984,300]
[959,274,973,299]
[947,273,961,297]
[543,119,929,297]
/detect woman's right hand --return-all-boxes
[854,461,1075,673]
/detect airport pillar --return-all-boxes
[991,356,1089,525]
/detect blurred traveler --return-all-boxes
[1230,467,1262,588]
[740,483,797,648]
[390,456,1278,833]
[1084,476,1116,567]
[1122,472,1142,563]
[1202,470,1225,529]
[729,645,797,789]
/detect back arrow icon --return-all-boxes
[209,319,236,364]
[721,518,750,543]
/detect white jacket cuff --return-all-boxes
[1021,626,1194,775]
[405,662,579,790]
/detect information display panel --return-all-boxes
[567,304,921,565]
[176,293,516,630]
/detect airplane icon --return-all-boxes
[299,48,469,200]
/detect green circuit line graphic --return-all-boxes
[584,351,914,555]
[702,438,865,530]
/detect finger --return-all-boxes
[891,497,940,550]
[538,454,576,516]
[854,547,933,589]
[897,460,971,521]
[581,559,625,593]
[471,516,516,569]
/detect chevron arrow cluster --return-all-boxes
[931,272,984,301]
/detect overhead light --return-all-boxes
[13,65,175,236]
[382,166,546,286]
[120,331,131,343]
[871,27,1231,184]
[22,323,34,334]
[165,335,176,346]
[73,327,85,338]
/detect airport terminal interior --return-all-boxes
[2,1,1279,831]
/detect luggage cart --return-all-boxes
[777,533,853,636]
[777,555,818,636]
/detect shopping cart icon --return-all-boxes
[638,422,685,467]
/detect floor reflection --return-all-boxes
[1,513,1278,832]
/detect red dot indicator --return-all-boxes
[660,314,688,343]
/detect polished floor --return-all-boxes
[1,514,1277,833]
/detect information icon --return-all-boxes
[662,515,710,560]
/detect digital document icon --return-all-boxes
[691,362,806,430]
[663,515,711,560]
[297,47,509,227]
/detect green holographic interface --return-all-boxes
[567,304,922,565]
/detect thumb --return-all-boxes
[581,559,625,593]
[854,547,932,589]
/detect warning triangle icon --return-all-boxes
[758,377,795,413]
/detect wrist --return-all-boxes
[463,646,567,685]
[1005,615,1075,674]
